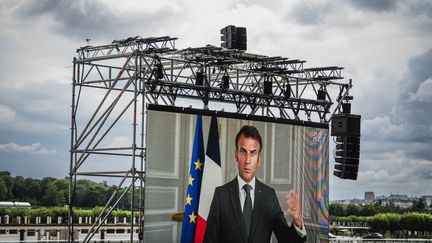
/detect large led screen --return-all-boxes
[144,105,329,242]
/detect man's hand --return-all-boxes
[285,190,303,229]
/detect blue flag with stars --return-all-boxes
[181,115,205,243]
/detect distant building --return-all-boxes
[331,193,432,208]
[364,192,375,204]
[351,198,365,206]
[421,196,432,207]
[387,194,409,202]
[331,198,365,206]
[0,202,31,208]
[330,199,351,205]
[373,194,414,208]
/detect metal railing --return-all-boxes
[331,238,432,243]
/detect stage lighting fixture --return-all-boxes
[222,75,230,89]
[196,72,204,86]
[284,83,291,98]
[263,78,272,95]
[342,103,351,114]
[317,89,326,100]
[156,63,164,80]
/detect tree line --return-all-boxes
[331,213,432,238]
[329,201,431,217]
[330,203,432,238]
[0,171,136,209]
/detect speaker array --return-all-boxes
[220,25,247,51]
[331,114,361,180]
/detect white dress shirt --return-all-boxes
[236,175,307,238]
[237,175,256,211]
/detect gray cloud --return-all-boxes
[413,161,432,180]
[399,49,432,100]
[0,80,70,132]
[406,0,432,18]
[15,0,179,40]
[408,78,432,102]
[395,49,432,143]
[0,142,57,154]
[17,0,120,38]
[355,49,432,181]
[361,49,432,144]
[349,0,399,12]
[290,1,335,25]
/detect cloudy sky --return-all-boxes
[0,0,431,200]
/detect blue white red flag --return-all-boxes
[181,115,205,243]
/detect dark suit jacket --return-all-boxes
[203,178,306,243]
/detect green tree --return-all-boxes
[368,213,390,233]
[0,178,8,200]
[54,179,69,204]
[40,177,56,192]
[360,204,378,216]
[412,198,426,212]
[346,204,359,216]
[0,171,11,176]
[25,179,42,204]
[400,213,421,234]
[12,176,26,200]
[387,213,401,234]
[329,203,346,216]
[383,201,403,214]
[0,173,14,199]
[0,171,141,208]
[41,183,64,206]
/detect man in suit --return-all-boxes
[204,125,306,243]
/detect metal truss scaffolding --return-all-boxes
[68,36,353,242]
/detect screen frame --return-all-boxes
[148,104,328,129]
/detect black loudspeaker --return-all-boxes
[331,114,361,136]
[332,113,361,180]
[335,157,359,166]
[334,170,358,180]
[334,135,360,180]
[221,25,247,51]
[220,25,236,35]
[336,135,360,144]
[336,140,360,158]
[236,27,247,51]
[336,136,360,156]
[336,143,360,152]
[221,25,237,49]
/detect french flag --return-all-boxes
[194,116,222,243]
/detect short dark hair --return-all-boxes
[235,125,262,153]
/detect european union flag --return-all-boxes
[181,115,205,243]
